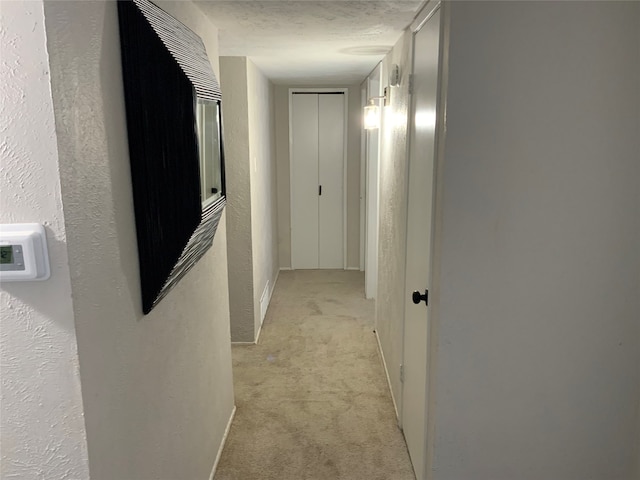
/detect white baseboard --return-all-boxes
[374,330,399,421]
[230,320,265,345]
[209,405,236,480]
[254,320,264,344]
[232,270,280,346]
[270,269,279,301]
[262,269,279,324]
[231,324,263,345]
[256,269,279,344]
[279,267,293,271]
[260,282,269,326]
[345,267,360,271]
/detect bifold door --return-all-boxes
[291,92,345,269]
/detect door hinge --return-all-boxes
[408,74,414,95]
[400,364,405,383]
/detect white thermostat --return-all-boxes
[0,223,51,282]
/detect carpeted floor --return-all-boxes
[214,270,416,480]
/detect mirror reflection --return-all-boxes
[196,98,223,206]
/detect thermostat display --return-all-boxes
[0,224,50,282]
[0,246,13,264]
[0,244,25,272]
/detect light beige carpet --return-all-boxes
[214,270,416,480]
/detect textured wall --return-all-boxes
[274,85,361,269]
[274,86,292,268]
[374,31,413,413]
[247,60,279,333]
[220,57,278,342]
[42,2,235,478]
[220,57,256,342]
[429,2,640,478]
[0,2,91,478]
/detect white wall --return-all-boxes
[427,2,640,478]
[220,57,256,342]
[42,2,235,478]
[274,86,291,267]
[220,56,278,342]
[247,60,279,331]
[274,84,361,270]
[0,2,91,478]
[374,31,413,411]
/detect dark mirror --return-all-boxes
[118,0,227,314]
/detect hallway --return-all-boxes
[215,270,415,479]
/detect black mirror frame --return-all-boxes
[118,0,226,314]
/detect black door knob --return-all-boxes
[412,290,428,306]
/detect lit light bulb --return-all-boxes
[364,103,379,130]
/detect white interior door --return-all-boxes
[318,94,344,268]
[401,8,441,480]
[290,92,345,269]
[291,93,320,269]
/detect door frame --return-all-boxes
[359,85,367,271]
[288,88,349,270]
[364,66,382,299]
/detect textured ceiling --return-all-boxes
[195,1,426,85]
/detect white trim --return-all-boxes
[342,89,349,270]
[288,88,349,270]
[426,6,449,475]
[288,88,294,269]
[364,65,382,299]
[411,0,441,33]
[271,268,280,296]
[345,267,360,271]
[359,84,366,271]
[374,329,399,422]
[255,320,264,344]
[399,15,419,436]
[260,283,269,326]
[279,267,293,271]
[209,405,236,480]
[233,269,280,345]
[261,269,279,341]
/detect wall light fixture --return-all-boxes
[363,88,388,130]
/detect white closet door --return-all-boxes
[318,94,344,268]
[291,93,320,269]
